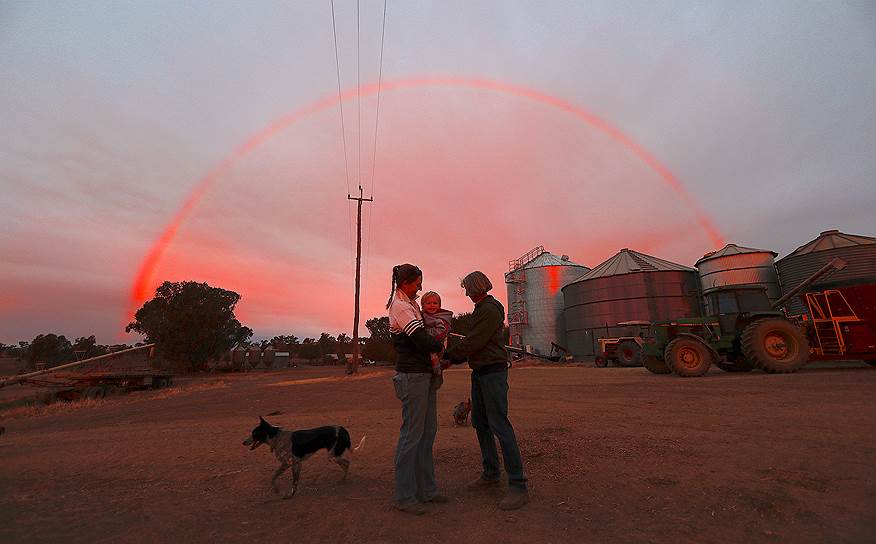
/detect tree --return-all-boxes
[365,317,391,341]
[72,335,108,360]
[126,280,253,371]
[270,335,299,346]
[362,316,395,363]
[362,336,395,364]
[298,342,322,361]
[317,333,337,355]
[26,334,73,368]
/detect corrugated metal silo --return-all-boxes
[505,246,590,356]
[776,230,876,315]
[562,249,702,357]
[696,244,780,314]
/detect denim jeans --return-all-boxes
[471,369,527,490]
[393,372,442,503]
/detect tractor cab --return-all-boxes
[705,286,776,334]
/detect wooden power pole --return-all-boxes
[347,186,372,374]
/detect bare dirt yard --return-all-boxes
[2,362,874,543]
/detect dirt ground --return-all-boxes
[2,362,874,544]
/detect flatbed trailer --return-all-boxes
[0,344,173,403]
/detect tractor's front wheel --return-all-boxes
[742,318,809,373]
[642,355,671,375]
[665,338,714,377]
[615,341,642,367]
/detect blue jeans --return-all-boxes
[393,372,442,503]
[471,369,527,490]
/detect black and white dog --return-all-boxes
[243,416,365,498]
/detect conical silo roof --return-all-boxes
[570,249,694,283]
[696,244,778,266]
[518,252,587,269]
[780,230,876,259]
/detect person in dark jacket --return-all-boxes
[386,264,447,514]
[443,270,529,510]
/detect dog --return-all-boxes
[243,416,365,498]
[452,398,472,426]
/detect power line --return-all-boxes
[362,0,387,311]
[369,0,388,197]
[356,0,361,193]
[330,0,353,197]
[330,0,356,277]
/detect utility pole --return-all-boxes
[347,186,372,374]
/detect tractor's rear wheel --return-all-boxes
[665,338,714,377]
[741,318,809,373]
[615,341,642,367]
[642,355,671,375]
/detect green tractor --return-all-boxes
[642,258,846,377]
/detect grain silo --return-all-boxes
[696,244,780,314]
[562,249,702,357]
[505,246,590,356]
[776,230,876,315]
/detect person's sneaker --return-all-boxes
[421,494,450,503]
[499,489,529,510]
[393,500,427,515]
[466,477,501,491]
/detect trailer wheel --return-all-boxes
[665,338,713,377]
[615,341,642,367]
[742,318,809,373]
[642,355,671,375]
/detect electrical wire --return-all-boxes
[357,0,361,192]
[361,0,387,309]
[331,0,356,277]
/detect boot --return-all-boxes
[466,476,501,491]
[393,499,427,515]
[499,489,529,510]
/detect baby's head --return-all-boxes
[421,291,441,314]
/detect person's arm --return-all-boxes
[392,301,442,354]
[408,325,442,353]
[445,304,501,363]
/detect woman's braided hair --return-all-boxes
[386,264,422,309]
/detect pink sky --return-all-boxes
[2,2,874,344]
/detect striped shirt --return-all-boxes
[389,289,424,337]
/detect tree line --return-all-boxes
[1,280,508,373]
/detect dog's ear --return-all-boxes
[259,416,268,425]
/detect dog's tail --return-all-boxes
[353,434,367,452]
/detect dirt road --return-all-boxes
[2,363,874,543]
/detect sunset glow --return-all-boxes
[128,76,726,326]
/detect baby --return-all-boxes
[420,291,453,376]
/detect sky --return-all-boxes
[1,1,875,344]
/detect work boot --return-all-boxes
[466,476,501,491]
[393,499,427,515]
[499,489,529,510]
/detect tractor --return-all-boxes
[642,258,848,377]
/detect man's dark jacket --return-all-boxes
[445,295,508,375]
